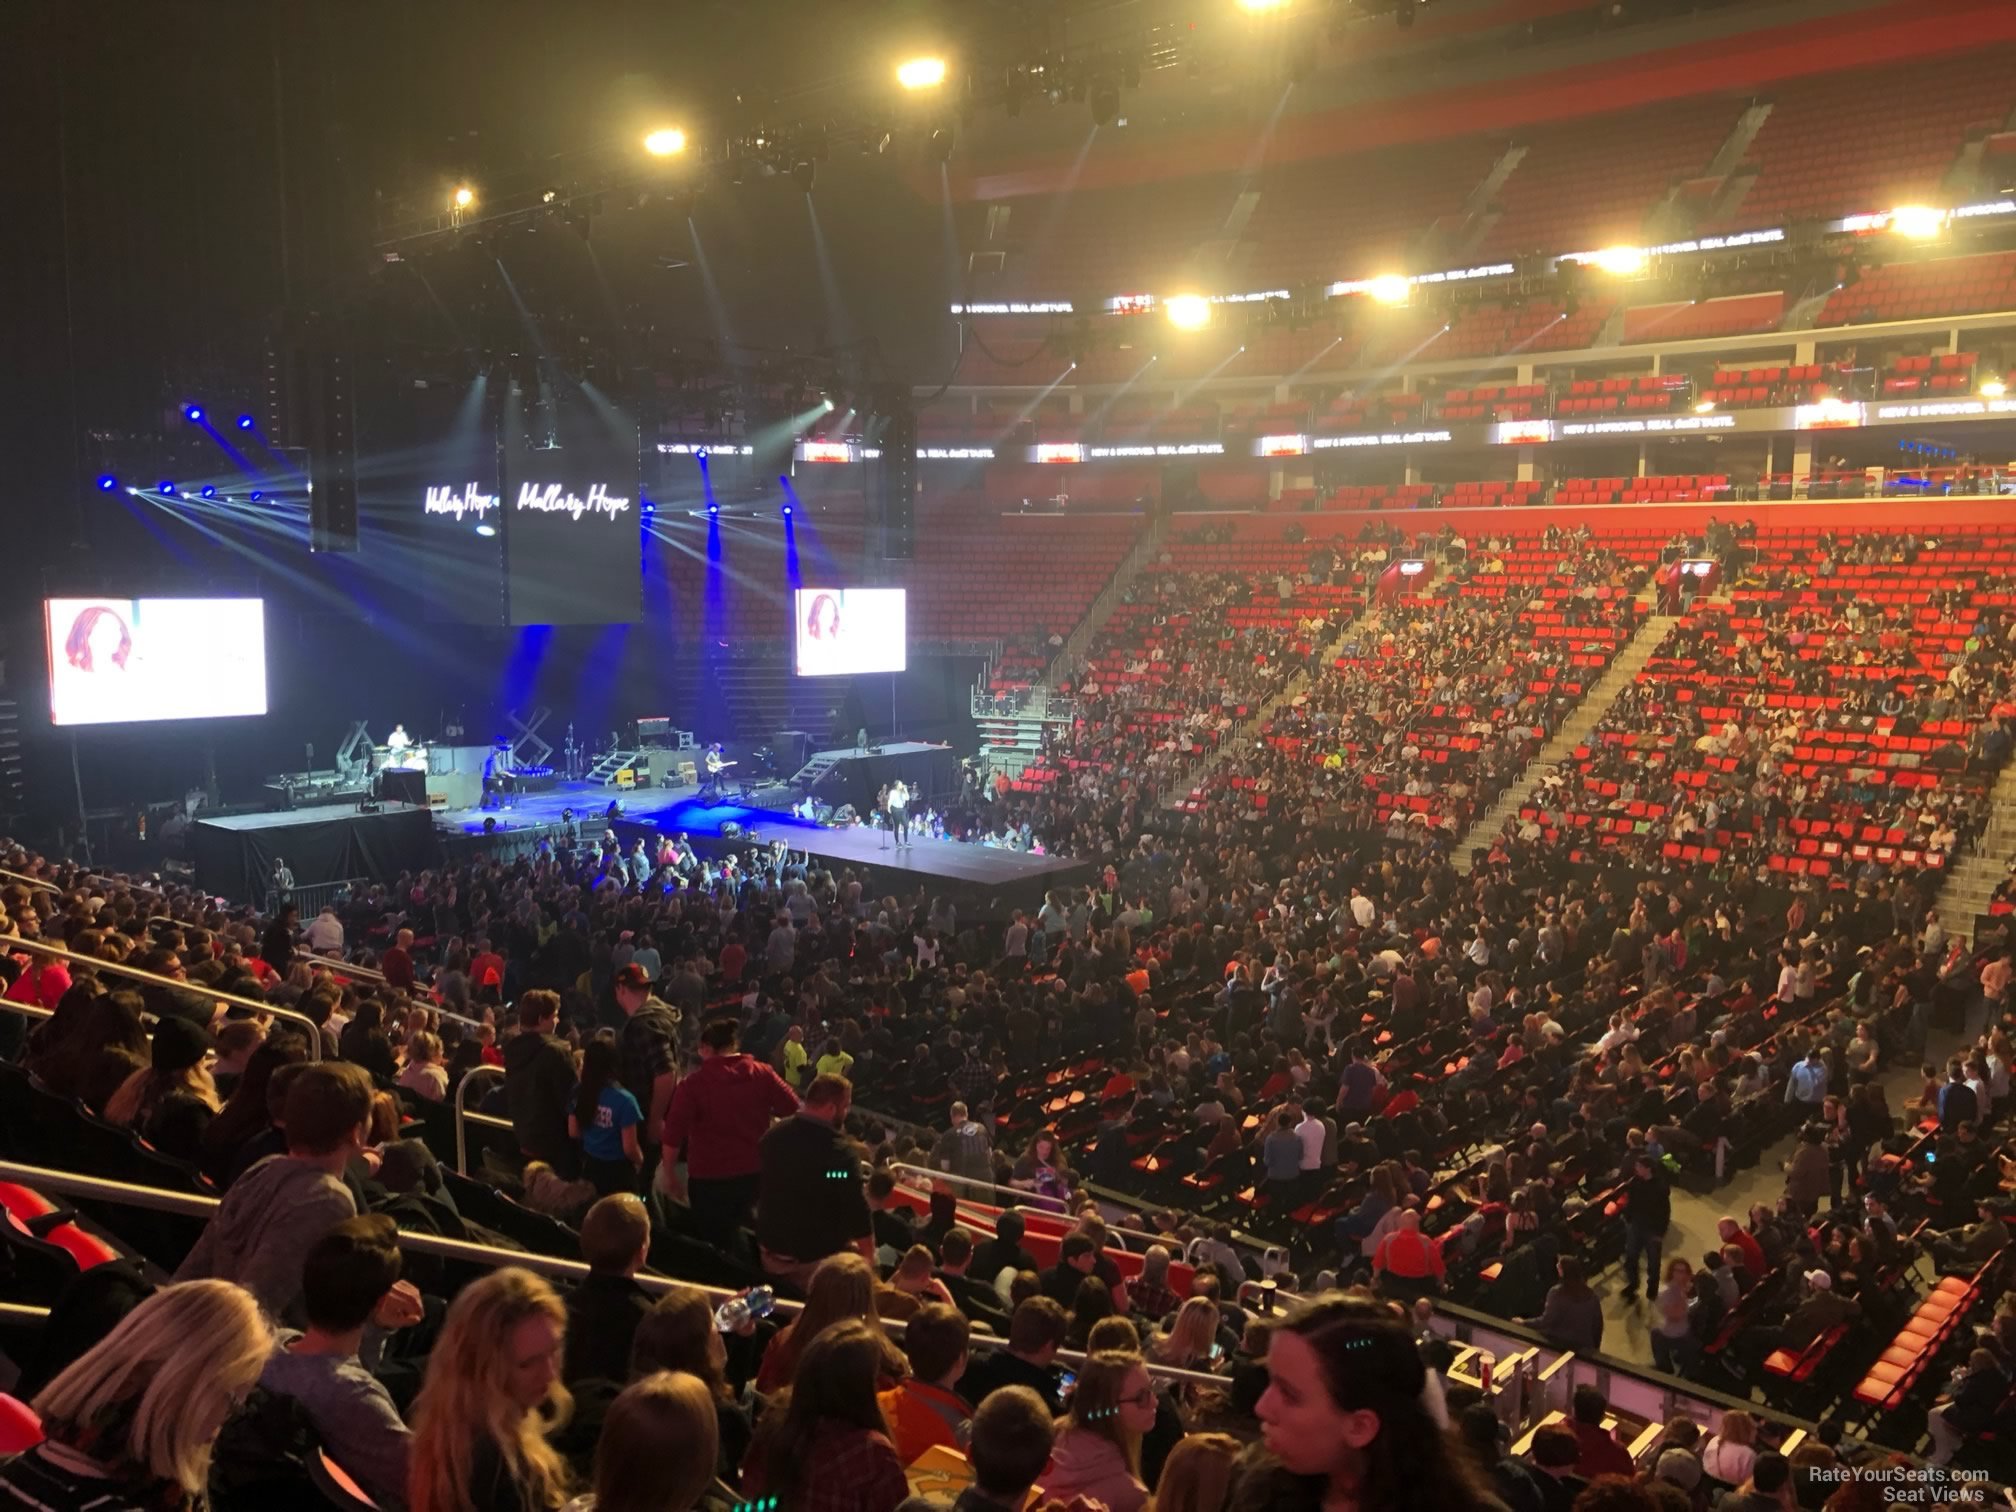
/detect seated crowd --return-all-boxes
[6,519,2016,1501]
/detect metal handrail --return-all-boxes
[304,951,390,984]
[143,913,395,987]
[454,1063,508,1175]
[0,868,61,894]
[0,936,322,1060]
[83,872,166,899]
[0,1158,1228,1386]
[0,998,54,1022]
[888,1161,1171,1250]
[0,1302,51,1321]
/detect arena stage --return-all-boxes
[438,778,1092,912]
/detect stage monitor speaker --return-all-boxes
[721,821,744,839]
[302,348,359,554]
[873,396,916,560]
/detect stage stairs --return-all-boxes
[1164,600,1378,810]
[1450,609,1678,873]
[1931,757,2016,940]
[788,750,845,793]
[586,748,645,786]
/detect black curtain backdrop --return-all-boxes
[826,744,959,813]
[192,806,438,905]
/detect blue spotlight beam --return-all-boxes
[779,476,802,588]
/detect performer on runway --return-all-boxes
[888,778,912,848]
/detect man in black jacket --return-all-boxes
[938,1227,1013,1336]
[958,1297,1068,1413]
[562,1195,655,1385]
[754,1073,872,1291]
[503,990,578,1177]
[1620,1151,1671,1302]
[970,1208,1039,1290]
[1036,1234,1098,1309]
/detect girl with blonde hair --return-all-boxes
[1700,1408,1758,1485]
[399,1030,449,1101]
[0,1279,272,1506]
[409,1267,573,1512]
[1152,1431,1241,1512]
[1151,1297,1223,1371]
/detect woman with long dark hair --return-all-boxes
[630,1286,753,1482]
[1233,1291,1500,1512]
[804,594,841,641]
[572,1372,720,1512]
[338,998,398,1082]
[743,1318,907,1512]
[755,1252,885,1395]
[200,1031,311,1183]
[1065,1275,1115,1351]
[31,990,149,1113]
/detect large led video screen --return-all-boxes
[504,385,642,626]
[794,587,907,677]
[45,597,267,727]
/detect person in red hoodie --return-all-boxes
[380,928,416,992]
[660,1015,800,1245]
[1567,1383,1635,1481]
[468,936,506,995]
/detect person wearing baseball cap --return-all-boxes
[614,962,682,1182]
[1769,1266,1860,1364]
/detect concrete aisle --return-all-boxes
[1594,1039,1952,1367]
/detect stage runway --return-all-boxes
[439,776,1092,908]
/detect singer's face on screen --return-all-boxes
[808,595,840,639]
[67,607,133,674]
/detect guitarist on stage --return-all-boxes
[700,742,732,802]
